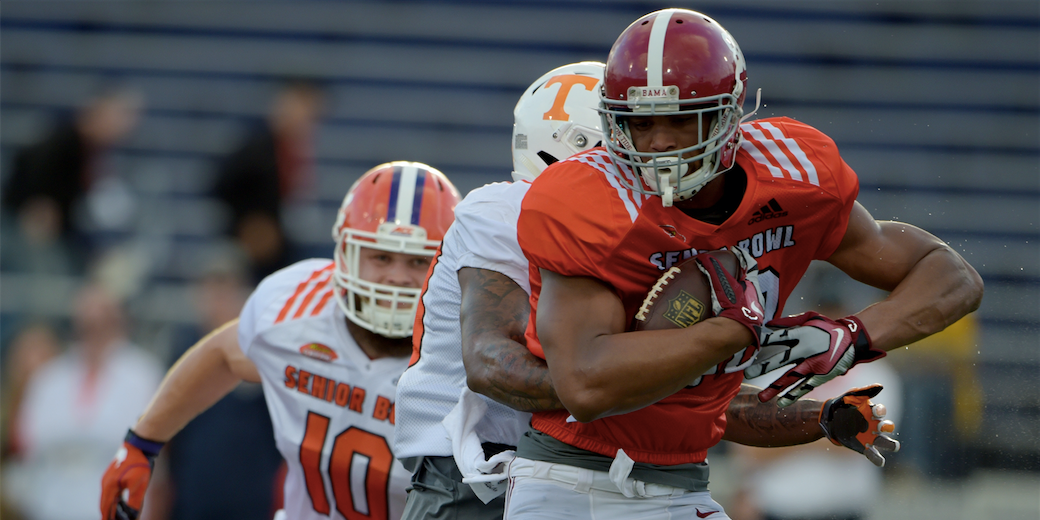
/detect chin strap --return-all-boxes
[660,173,674,207]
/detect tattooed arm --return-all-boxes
[723,383,825,447]
[459,267,562,412]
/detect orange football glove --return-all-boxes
[100,429,164,520]
[819,384,900,467]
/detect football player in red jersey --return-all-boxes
[392,62,899,520]
[99,162,460,520]
[508,8,982,518]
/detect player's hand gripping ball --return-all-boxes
[633,246,764,341]
[820,383,900,467]
[100,429,164,520]
[632,249,739,331]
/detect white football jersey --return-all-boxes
[240,259,411,520]
[394,181,532,460]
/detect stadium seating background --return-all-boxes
[2,0,1037,474]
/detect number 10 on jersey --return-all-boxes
[300,411,394,519]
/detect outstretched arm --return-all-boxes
[723,384,824,447]
[828,202,983,351]
[133,319,259,441]
[101,319,259,519]
[725,383,899,466]
[459,267,561,412]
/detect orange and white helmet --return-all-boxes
[331,161,460,337]
[511,62,605,182]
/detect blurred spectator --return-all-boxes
[1,282,163,520]
[213,79,325,283]
[0,323,61,520]
[1,86,144,272]
[159,248,283,520]
[1,323,61,457]
[885,313,981,479]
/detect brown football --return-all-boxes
[631,249,739,331]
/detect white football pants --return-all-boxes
[503,456,731,520]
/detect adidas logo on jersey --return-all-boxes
[747,199,788,225]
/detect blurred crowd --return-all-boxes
[0,82,982,520]
[0,80,323,520]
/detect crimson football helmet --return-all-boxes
[512,62,604,182]
[331,161,460,337]
[599,9,749,206]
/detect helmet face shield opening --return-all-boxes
[332,231,433,338]
[599,91,742,205]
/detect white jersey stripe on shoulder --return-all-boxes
[758,121,820,186]
[646,10,674,87]
[602,170,640,222]
[607,155,645,205]
[739,136,785,179]
[742,123,803,182]
[394,165,419,224]
[571,151,641,222]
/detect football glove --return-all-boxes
[745,312,886,407]
[100,429,164,520]
[820,384,900,467]
[693,246,765,346]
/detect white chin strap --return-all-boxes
[661,175,675,207]
[644,158,715,208]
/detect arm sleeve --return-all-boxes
[452,183,532,293]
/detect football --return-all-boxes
[631,249,739,331]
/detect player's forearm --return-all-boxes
[723,384,824,446]
[133,322,244,441]
[460,267,561,411]
[549,318,751,422]
[464,332,561,412]
[859,244,983,352]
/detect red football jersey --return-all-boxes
[517,117,860,465]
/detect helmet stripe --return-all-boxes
[394,164,420,224]
[387,165,402,222]
[410,167,426,225]
[646,10,674,88]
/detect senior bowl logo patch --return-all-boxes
[663,290,706,328]
[659,224,687,242]
[299,343,338,362]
